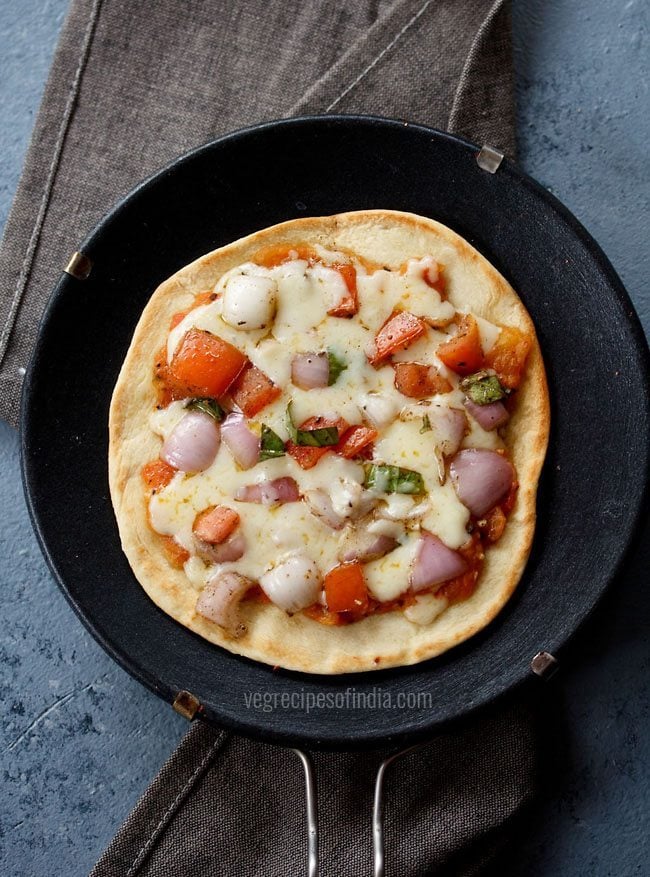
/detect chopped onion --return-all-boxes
[195,571,253,636]
[367,518,405,540]
[464,398,509,431]
[449,449,514,517]
[339,527,398,563]
[328,478,376,520]
[434,406,467,484]
[193,532,246,564]
[409,532,467,592]
[432,407,467,456]
[235,476,300,505]
[400,404,466,456]
[161,411,220,472]
[360,392,400,429]
[304,489,345,529]
[221,412,260,469]
[291,353,329,389]
[378,494,416,520]
[259,554,322,613]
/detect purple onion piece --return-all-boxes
[221,412,260,470]
[235,476,300,505]
[409,531,467,591]
[161,411,220,473]
[449,449,514,517]
[464,398,509,431]
[291,352,330,389]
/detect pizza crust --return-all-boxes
[109,210,550,673]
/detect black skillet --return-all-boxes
[21,116,650,751]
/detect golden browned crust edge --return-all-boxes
[109,210,550,674]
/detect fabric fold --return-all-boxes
[90,694,541,877]
[0,0,513,426]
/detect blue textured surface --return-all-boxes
[0,1,648,874]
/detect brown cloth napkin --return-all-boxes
[91,696,542,877]
[0,0,514,427]
[0,0,536,874]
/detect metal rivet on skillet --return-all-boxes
[476,145,504,173]
[530,651,559,679]
[64,251,93,280]
[172,689,201,720]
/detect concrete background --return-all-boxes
[0,0,648,874]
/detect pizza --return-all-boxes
[109,210,549,673]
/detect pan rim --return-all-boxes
[20,114,650,749]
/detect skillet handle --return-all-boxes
[293,744,426,877]
[292,749,319,877]
[372,744,426,877]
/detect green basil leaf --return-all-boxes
[286,403,339,447]
[327,349,348,386]
[419,414,432,434]
[460,371,507,405]
[185,397,225,422]
[364,464,425,495]
[285,402,298,443]
[259,425,285,461]
[297,426,340,447]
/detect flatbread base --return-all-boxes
[109,210,550,673]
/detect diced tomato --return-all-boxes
[285,443,331,470]
[141,459,176,491]
[424,263,446,297]
[193,290,218,308]
[324,562,369,614]
[393,362,452,398]
[230,363,281,417]
[304,414,348,433]
[154,345,184,405]
[287,415,348,470]
[302,604,346,626]
[168,292,217,332]
[436,314,484,375]
[399,258,446,297]
[335,425,378,459]
[169,311,189,330]
[485,326,532,389]
[328,264,358,317]
[169,328,247,398]
[161,535,190,569]
[252,243,318,268]
[193,505,240,544]
[154,345,168,382]
[157,386,174,407]
[358,442,375,461]
[244,584,272,604]
[368,311,427,365]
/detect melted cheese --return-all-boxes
[364,536,419,602]
[374,420,470,549]
[475,315,501,353]
[150,453,364,584]
[149,400,187,440]
[151,254,509,619]
[356,260,455,333]
[404,593,449,625]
